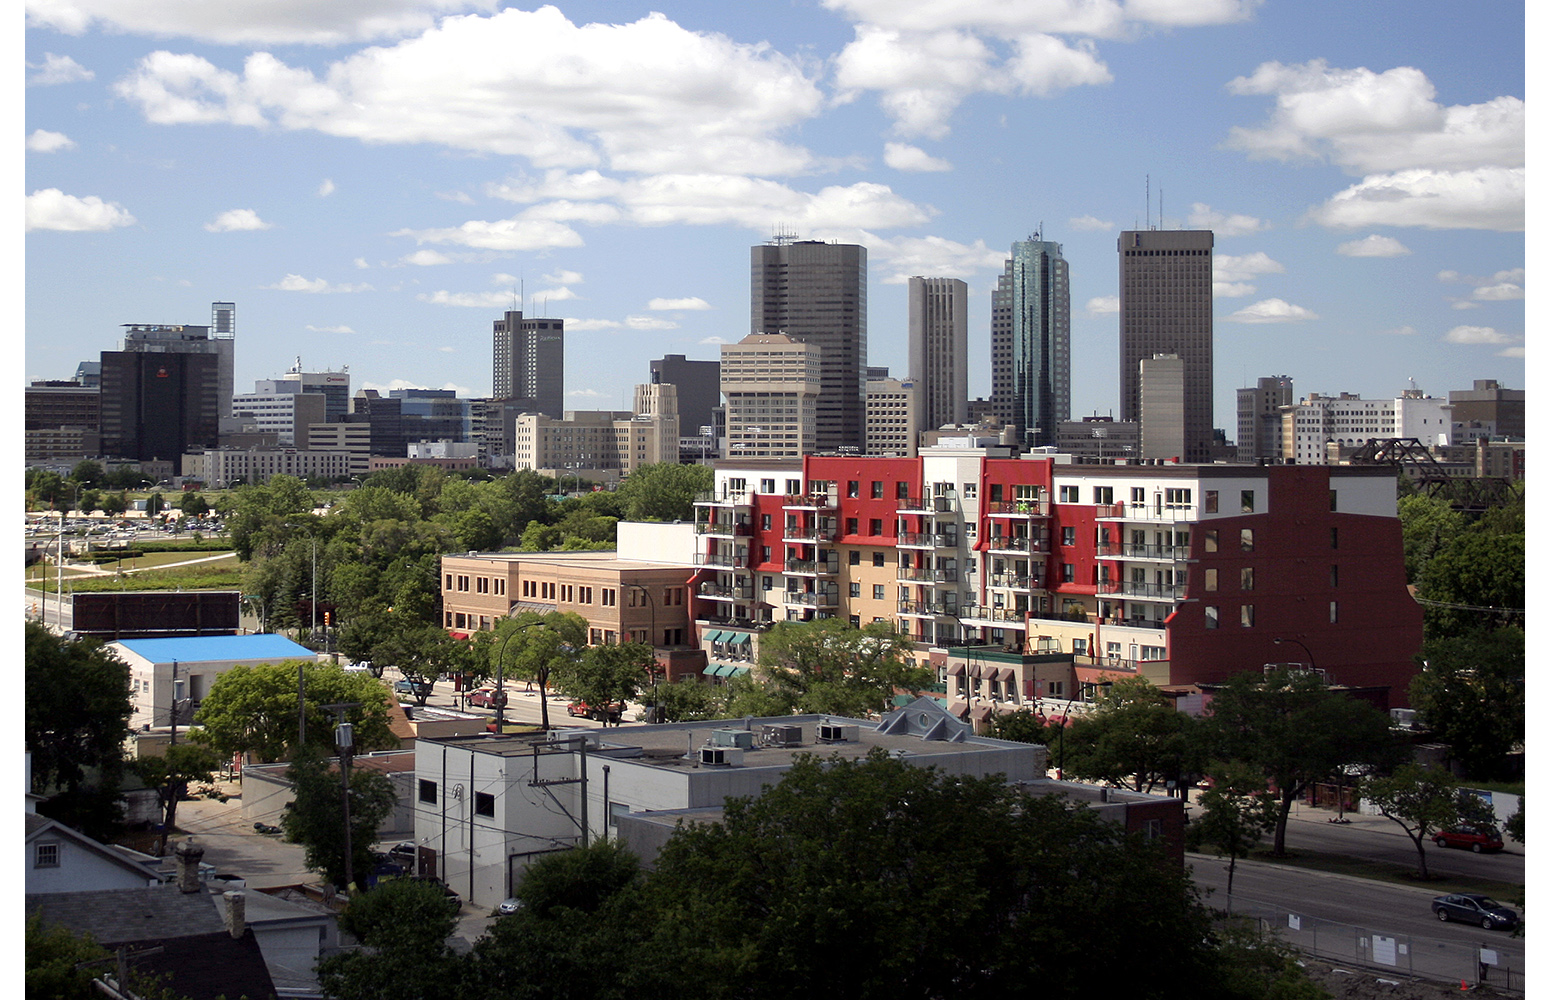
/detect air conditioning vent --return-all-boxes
[699,746,743,766]
[760,724,803,747]
[710,728,754,750]
[816,723,859,743]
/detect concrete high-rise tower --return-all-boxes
[492,310,564,418]
[750,239,867,453]
[1118,230,1214,462]
[120,302,235,419]
[907,277,968,431]
[1236,375,1294,462]
[992,237,1069,448]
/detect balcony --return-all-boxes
[1100,579,1187,601]
[696,549,748,570]
[785,558,839,577]
[783,492,836,511]
[897,600,955,618]
[695,519,752,537]
[897,531,956,549]
[956,605,1027,627]
[985,500,1051,518]
[783,521,838,544]
[698,582,753,602]
[986,573,1043,592]
[784,591,838,609]
[897,494,961,515]
[897,566,959,584]
[1095,502,1197,523]
[985,534,1045,555]
[695,490,753,508]
[1096,542,1190,561]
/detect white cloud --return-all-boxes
[883,142,952,172]
[1224,298,1318,323]
[1212,283,1256,298]
[1123,0,1263,26]
[1306,167,1524,232]
[698,336,728,345]
[353,258,370,269]
[1377,325,1417,336]
[1212,251,1283,296]
[648,297,711,311]
[113,9,825,176]
[567,388,607,398]
[1086,295,1119,315]
[400,249,454,266]
[204,208,272,232]
[1443,325,1511,345]
[437,190,474,204]
[820,231,1003,284]
[562,318,624,331]
[305,324,355,334]
[1450,301,1481,311]
[317,178,335,197]
[27,0,498,45]
[542,269,584,285]
[1497,346,1525,358]
[625,315,679,330]
[1335,234,1411,257]
[529,286,580,303]
[1187,202,1269,236]
[1068,215,1113,232]
[28,53,94,86]
[27,129,76,152]
[1225,60,1523,175]
[25,189,135,232]
[391,217,585,252]
[263,274,373,293]
[1472,282,1523,302]
[417,289,511,308]
[1436,270,1459,282]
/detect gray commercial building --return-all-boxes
[649,353,721,439]
[1236,375,1294,462]
[1118,230,1214,463]
[993,237,1069,449]
[118,303,236,419]
[907,277,968,431]
[492,310,564,418]
[98,349,221,473]
[1448,379,1524,440]
[751,239,867,454]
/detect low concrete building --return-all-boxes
[111,634,320,733]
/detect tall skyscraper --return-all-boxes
[98,349,220,471]
[649,354,721,437]
[992,237,1069,448]
[1118,230,1214,462]
[492,310,564,418]
[907,277,967,431]
[120,302,236,418]
[750,238,867,453]
[1236,375,1294,462]
[720,333,822,460]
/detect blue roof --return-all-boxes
[115,634,315,665]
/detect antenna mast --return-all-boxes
[1146,174,1150,230]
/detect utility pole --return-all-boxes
[321,701,361,894]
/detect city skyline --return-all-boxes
[25,1,1523,431]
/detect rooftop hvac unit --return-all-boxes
[699,746,744,767]
[816,723,859,743]
[549,729,600,749]
[710,728,755,750]
[760,724,803,747]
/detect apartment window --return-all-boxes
[602,588,617,607]
[1240,529,1255,552]
[1164,488,1192,508]
[1204,490,1218,514]
[1132,487,1145,503]
[1204,529,1218,553]
[456,575,470,592]
[873,552,886,567]
[847,480,860,498]
[1093,486,1113,505]
[1059,485,1079,503]
[1204,568,1217,591]
[444,574,453,590]
[849,615,861,627]
[1204,606,1219,629]
[763,576,774,590]
[1240,605,1255,627]
[1061,526,1076,547]
[1330,565,1339,587]
[963,483,978,499]
[760,478,775,494]
[762,546,772,563]
[846,517,858,536]
[1061,563,1075,583]
[34,842,60,868]
[871,481,883,499]
[1240,490,1255,513]
[869,519,883,536]
[1240,568,1254,591]
[1331,527,1339,550]
[989,483,1004,503]
[786,479,802,494]
[474,792,495,817]
[418,780,438,805]
[1047,680,1065,698]
[590,628,603,644]
[1330,489,1339,512]
[848,550,861,566]
[873,584,886,600]
[1330,601,1339,623]
[762,514,772,530]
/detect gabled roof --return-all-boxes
[25,814,160,885]
[112,633,315,665]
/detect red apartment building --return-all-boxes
[692,449,1422,710]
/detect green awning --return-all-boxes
[714,663,737,677]
[704,630,726,644]
[729,632,751,646]
[726,665,750,677]
[702,663,722,676]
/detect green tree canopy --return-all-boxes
[1417,529,1525,639]
[132,744,220,855]
[1204,667,1400,855]
[612,462,711,522]
[472,612,589,730]
[551,642,653,724]
[1408,626,1523,780]
[751,618,932,718]
[1056,677,1204,793]
[224,475,319,560]
[649,676,730,722]
[1396,493,1465,584]
[1361,763,1498,880]
[282,751,399,890]
[192,661,397,764]
[1187,760,1279,898]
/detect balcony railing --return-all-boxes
[784,591,838,608]
[897,531,956,549]
[897,566,959,584]
[1100,579,1187,600]
[696,550,748,569]
[695,520,752,536]
[1096,542,1190,561]
[695,490,753,507]
[897,495,961,515]
[986,574,1043,591]
[985,500,1051,517]
[956,605,1028,625]
[783,522,838,543]
[783,493,836,510]
[985,534,1046,554]
[785,559,839,576]
[698,582,753,601]
[897,600,955,617]
[1095,502,1196,523]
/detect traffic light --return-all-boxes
[324,610,332,627]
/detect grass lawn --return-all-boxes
[25,551,242,593]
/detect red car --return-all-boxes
[467,687,506,709]
[567,701,624,722]
[1432,825,1504,853]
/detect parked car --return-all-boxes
[394,679,432,698]
[567,700,624,722]
[369,851,407,877]
[467,687,506,708]
[1432,894,1517,930]
[496,897,524,916]
[1431,825,1504,853]
[386,842,418,867]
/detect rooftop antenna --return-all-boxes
[1146,174,1150,230]
[1159,188,1164,230]
[771,224,797,245]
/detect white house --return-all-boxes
[109,634,320,733]
[411,698,1049,909]
[25,814,162,893]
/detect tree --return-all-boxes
[281,751,398,890]
[1396,493,1464,584]
[99,491,127,517]
[552,642,653,724]
[368,621,468,706]
[1408,626,1524,779]
[1361,763,1498,880]
[1057,677,1204,793]
[985,707,1059,746]
[25,623,132,840]
[70,459,105,488]
[78,489,101,515]
[1204,668,1400,855]
[612,462,711,522]
[752,618,932,717]
[26,914,109,999]
[1188,761,1279,899]
[225,475,318,560]
[649,677,729,722]
[192,661,397,764]
[132,744,220,856]
[1417,526,1524,640]
[475,613,589,730]
[177,492,210,518]
[1505,798,1524,844]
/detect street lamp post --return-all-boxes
[630,584,659,722]
[495,621,549,733]
[1273,636,1316,672]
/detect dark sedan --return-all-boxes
[1431,893,1518,930]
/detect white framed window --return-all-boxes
[34,842,60,868]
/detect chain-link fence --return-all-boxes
[1221,904,1525,993]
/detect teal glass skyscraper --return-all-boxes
[993,236,1069,448]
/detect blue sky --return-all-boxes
[25,0,1524,429]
